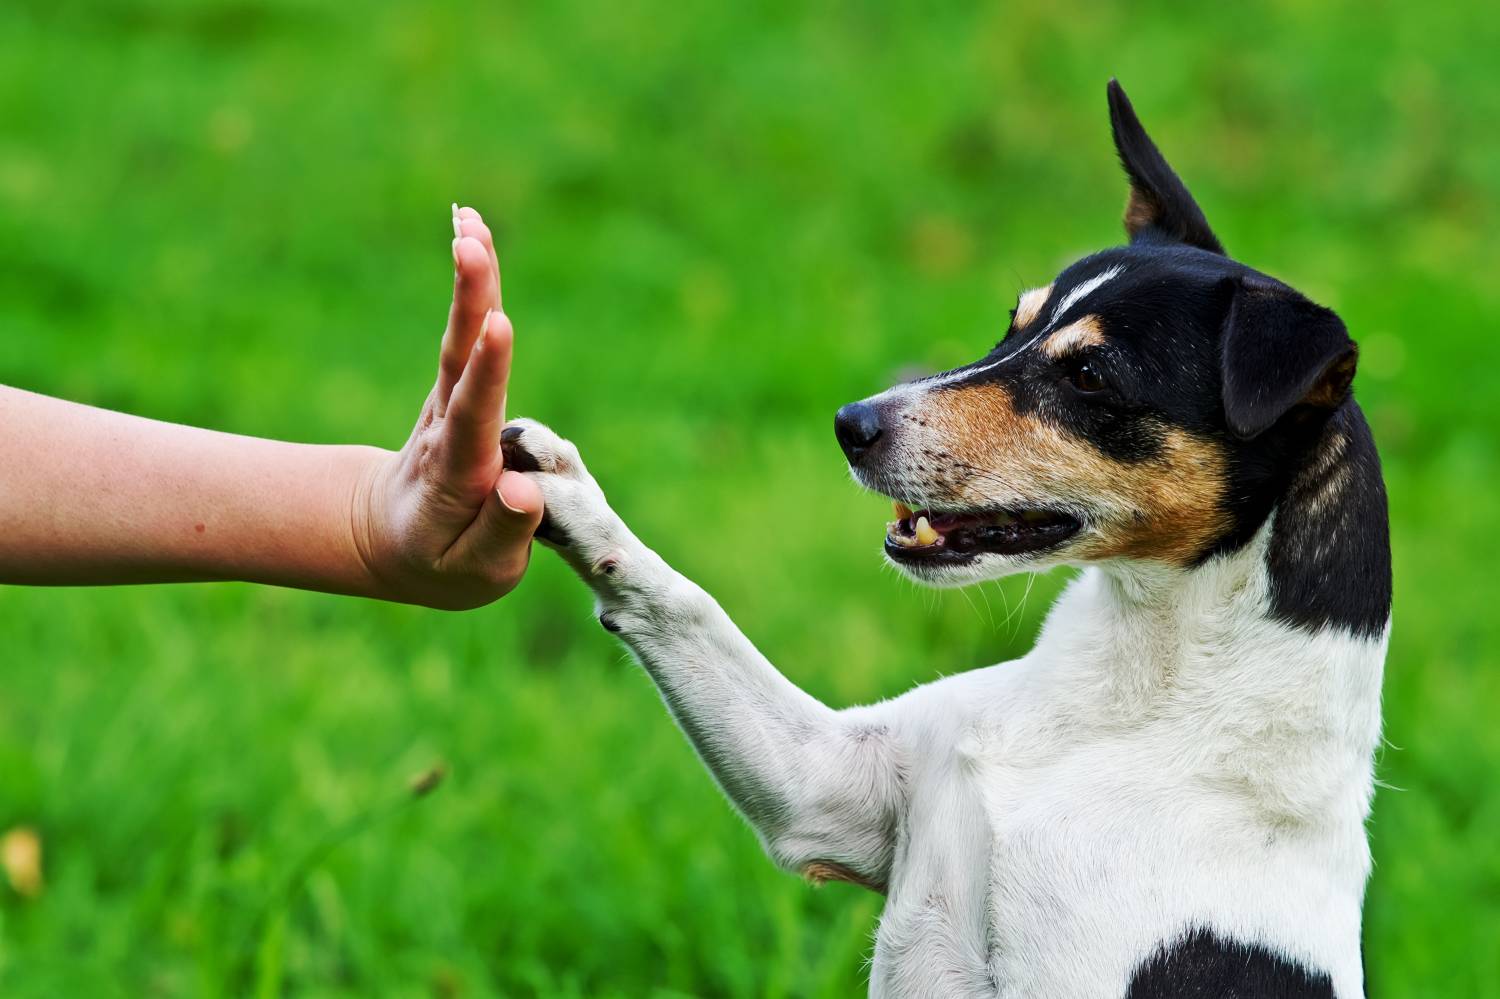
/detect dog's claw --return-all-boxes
[500,426,543,474]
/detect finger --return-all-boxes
[435,233,500,414]
[444,310,514,485]
[498,469,544,522]
[455,208,500,300]
[456,205,504,307]
[448,470,545,589]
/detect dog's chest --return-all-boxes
[877,698,1264,989]
[872,722,1165,996]
[970,736,1215,989]
[873,706,1368,998]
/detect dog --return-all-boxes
[500,79,1391,997]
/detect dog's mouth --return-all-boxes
[884,501,1081,562]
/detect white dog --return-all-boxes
[501,80,1389,998]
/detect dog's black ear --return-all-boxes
[1221,278,1358,439]
[1107,79,1225,255]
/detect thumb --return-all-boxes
[461,469,544,570]
[494,469,544,531]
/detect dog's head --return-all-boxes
[839,81,1359,587]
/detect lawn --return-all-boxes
[2,1,1498,995]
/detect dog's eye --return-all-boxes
[1068,361,1108,395]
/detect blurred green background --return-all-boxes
[2,0,1498,995]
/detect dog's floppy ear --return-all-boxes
[1221,278,1358,439]
[1107,79,1225,255]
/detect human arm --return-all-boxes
[0,207,542,609]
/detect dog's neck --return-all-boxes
[1030,404,1390,820]
[1045,400,1389,676]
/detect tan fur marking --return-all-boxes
[1303,352,1358,411]
[1013,284,1052,330]
[927,384,1230,566]
[802,860,886,893]
[1041,315,1106,358]
[1124,190,1157,238]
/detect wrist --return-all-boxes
[347,445,402,601]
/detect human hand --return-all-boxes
[352,205,544,609]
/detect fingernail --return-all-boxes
[473,310,491,353]
[451,206,463,240]
[452,237,460,267]
[498,472,526,514]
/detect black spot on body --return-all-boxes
[1126,927,1335,998]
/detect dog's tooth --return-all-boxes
[894,500,913,519]
[914,516,939,546]
[887,523,917,548]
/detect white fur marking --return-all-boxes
[1046,265,1122,330]
[923,266,1124,388]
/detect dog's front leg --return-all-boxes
[503,420,904,891]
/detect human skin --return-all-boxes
[0,206,543,610]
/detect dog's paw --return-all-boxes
[500,419,613,553]
[500,418,590,480]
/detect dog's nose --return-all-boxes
[835,401,884,462]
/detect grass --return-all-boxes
[2,0,1499,994]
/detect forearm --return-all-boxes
[614,561,839,800]
[503,420,902,882]
[0,385,387,596]
[614,566,900,878]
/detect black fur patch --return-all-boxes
[1264,402,1391,637]
[1220,279,1357,440]
[1126,928,1335,998]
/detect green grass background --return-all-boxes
[2,1,1498,995]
